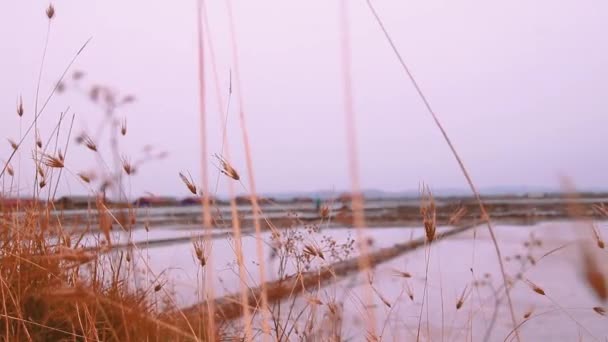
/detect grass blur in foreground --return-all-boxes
[1,3,608,342]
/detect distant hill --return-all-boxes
[258,186,608,200]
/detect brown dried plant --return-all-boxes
[7,138,18,150]
[122,156,135,175]
[591,225,605,249]
[390,268,412,278]
[121,117,127,136]
[17,95,24,116]
[179,171,197,195]
[36,129,43,148]
[593,307,606,316]
[78,171,94,183]
[214,154,239,181]
[581,248,607,301]
[46,3,55,19]
[76,132,98,152]
[420,185,436,242]
[448,205,467,225]
[303,244,325,260]
[456,285,469,310]
[525,279,546,296]
[6,163,14,177]
[40,153,64,168]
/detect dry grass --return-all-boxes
[0,205,201,341]
[2,2,608,342]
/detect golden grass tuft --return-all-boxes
[0,204,199,341]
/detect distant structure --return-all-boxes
[54,195,94,210]
[291,197,314,204]
[233,196,274,205]
[133,196,178,207]
[179,196,218,206]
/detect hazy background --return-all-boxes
[1,1,607,198]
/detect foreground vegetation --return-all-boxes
[2,3,607,341]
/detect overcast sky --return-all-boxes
[1,1,607,198]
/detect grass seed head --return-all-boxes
[36,130,42,148]
[121,95,136,104]
[17,96,24,117]
[192,239,207,268]
[448,205,467,225]
[390,268,412,278]
[8,139,18,150]
[405,280,414,301]
[179,172,197,195]
[303,244,324,260]
[525,279,546,296]
[46,3,55,19]
[456,285,468,310]
[79,174,90,183]
[420,185,436,242]
[592,226,605,249]
[6,163,14,177]
[37,165,45,178]
[122,156,135,175]
[121,118,127,136]
[72,70,85,80]
[41,153,64,168]
[96,195,112,245]
[215,154,239,180]
[77,133,97,152]
[78,172,94,183]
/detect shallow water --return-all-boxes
[95,220,608,341]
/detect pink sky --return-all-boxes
[1,1,607,197]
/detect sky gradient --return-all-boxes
[1,1,607,198]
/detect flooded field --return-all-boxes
[82,216,608,341]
